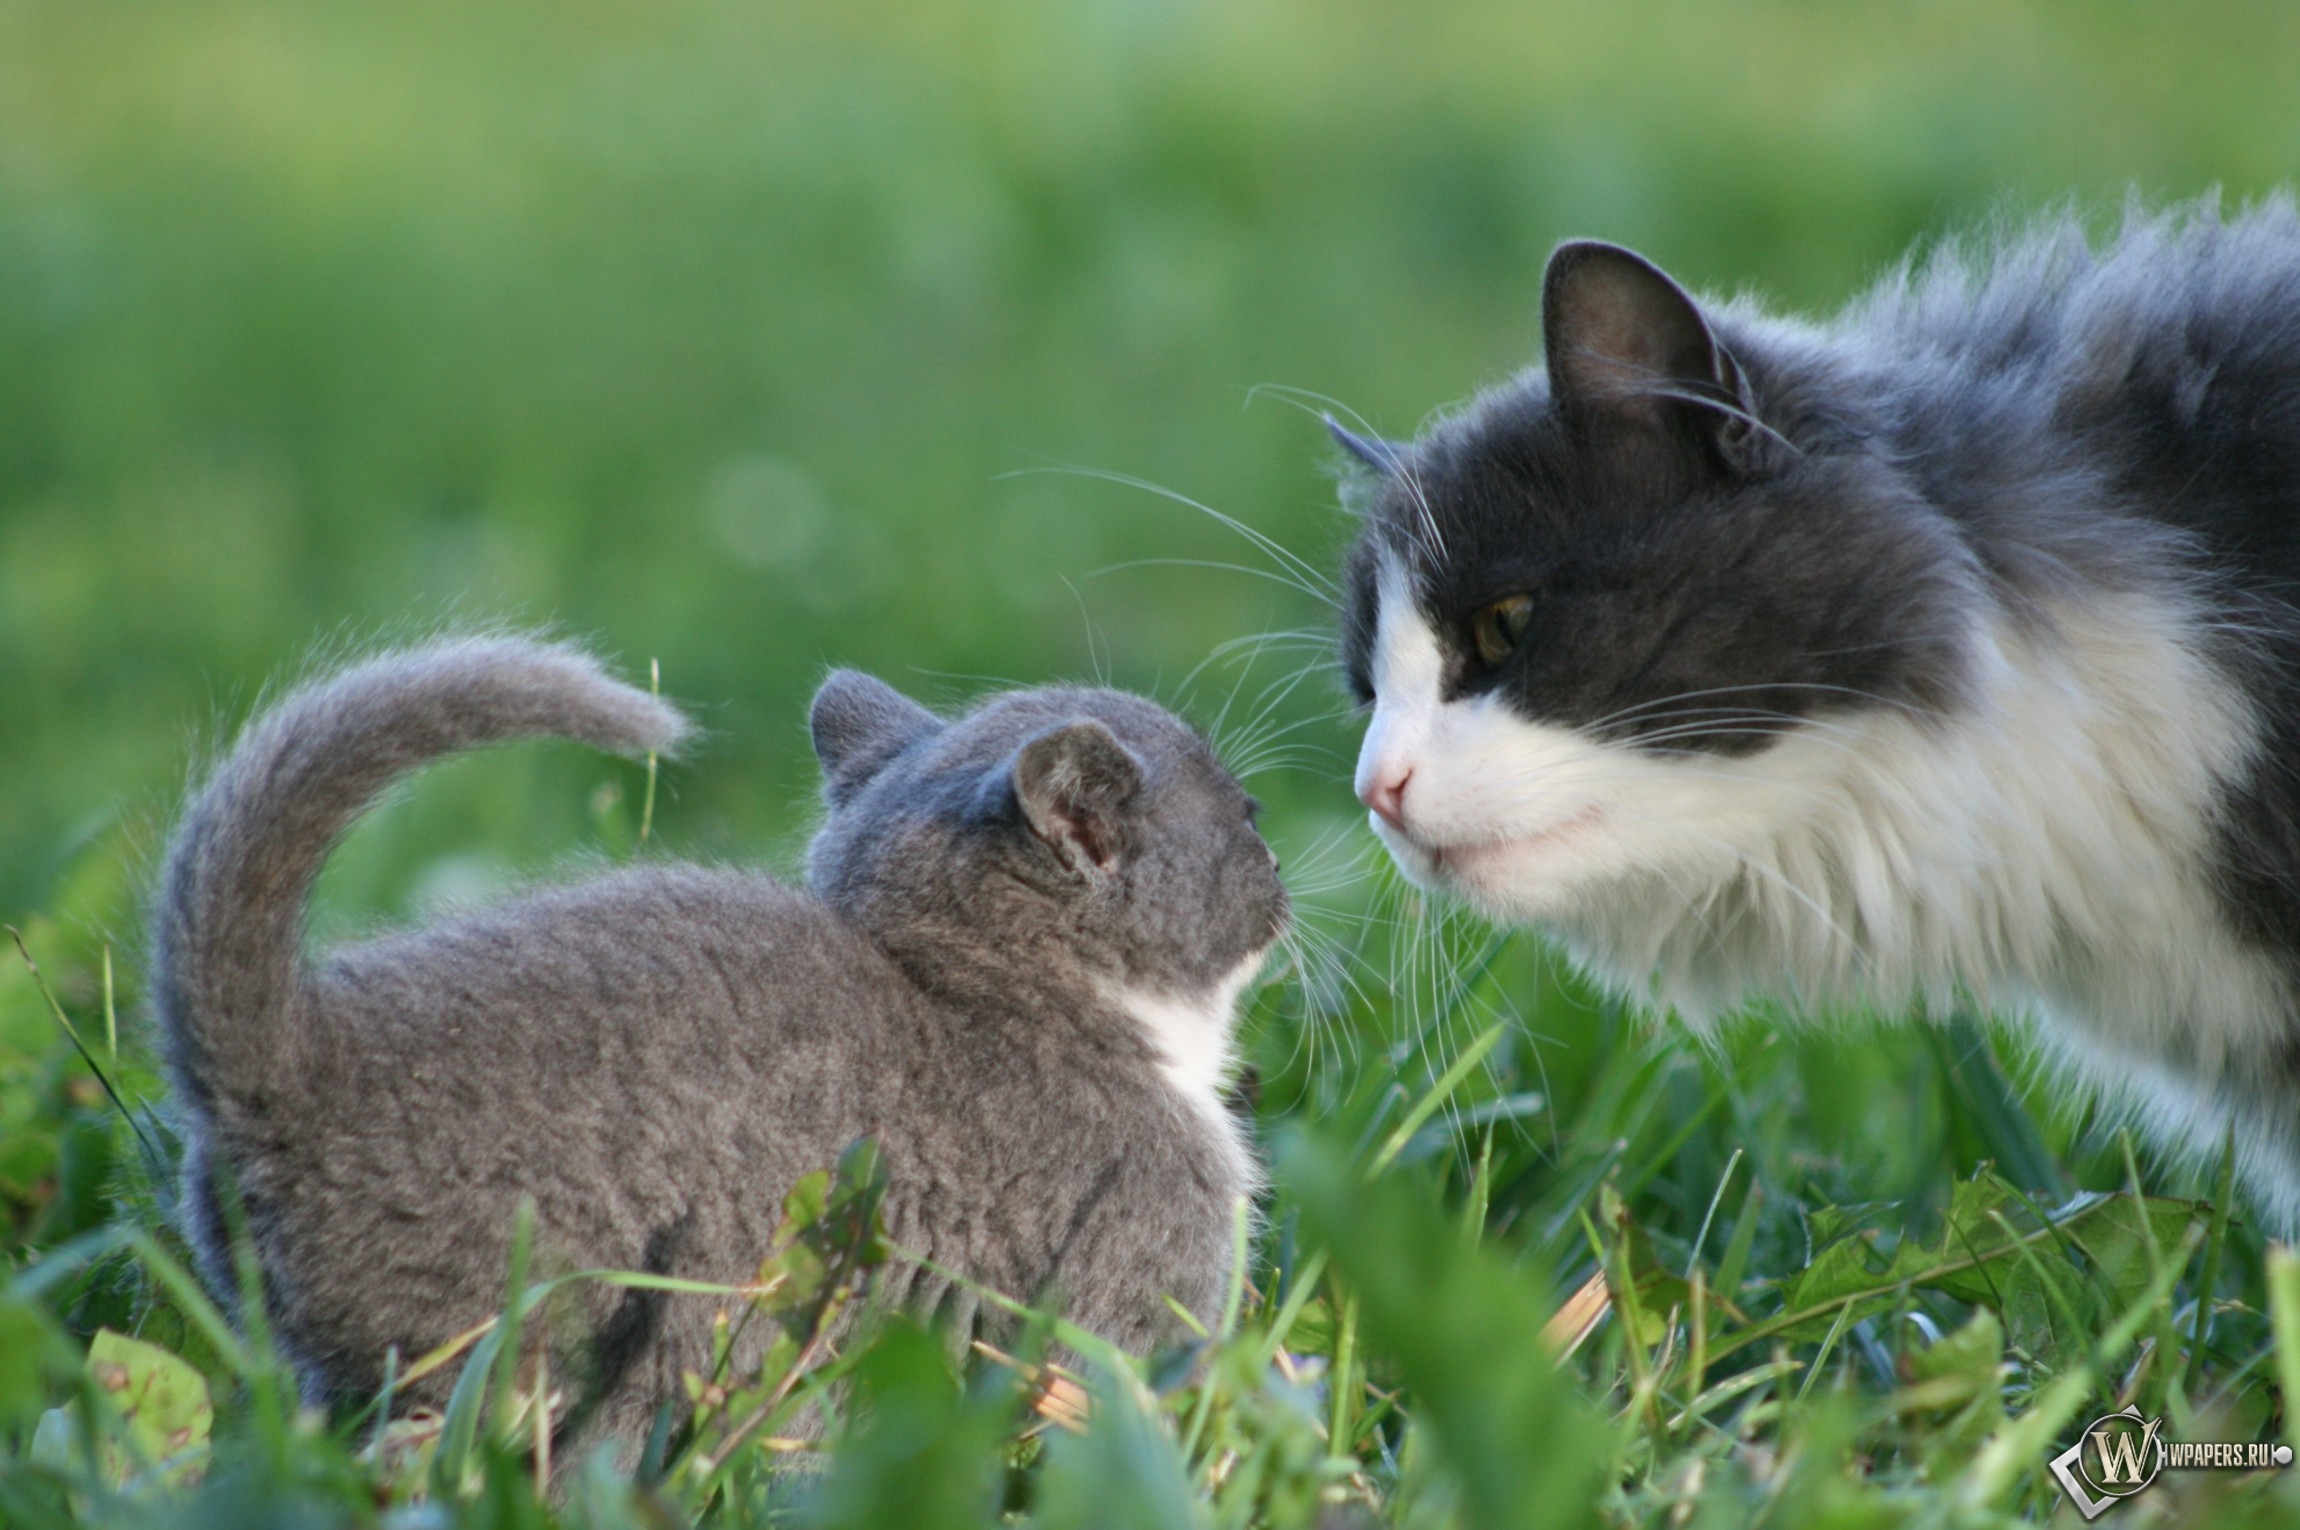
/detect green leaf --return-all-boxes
[792,1321,1004,1530]
[1905,1306,2003,1389]
[1728,1173,2206,1368]
[1037,1367,1207,1530]
[1900,1309,2006,1474]
[83,1328,212,1489]
[756,1136,891,1347]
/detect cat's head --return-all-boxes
[803,672,1287,1001]
[1338,240,1981,922]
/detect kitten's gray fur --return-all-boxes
[153,635,1286,1448]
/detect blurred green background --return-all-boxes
[6,0,2300,1215]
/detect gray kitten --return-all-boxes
[152,635,1286,1448]
[1335,198,2300,1228]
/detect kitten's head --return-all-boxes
[1338,241,1980,922]
[803,673,1287,1000]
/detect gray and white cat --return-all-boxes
[152,636,1285,1447]
[1334,199,2300,1228]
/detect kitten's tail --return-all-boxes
[151,636,690,1126]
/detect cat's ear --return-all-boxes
[1542,240,1757,463]
[811,671,942,806]
[1012,720,1144,878]
[1325,416,1412,477]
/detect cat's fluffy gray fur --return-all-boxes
[1335,197,2300,1228]
[153,635,1286,1448]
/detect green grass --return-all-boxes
[9,0,2300,1523]
[6,824,2299,1525]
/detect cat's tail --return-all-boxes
[151,635,690,1127]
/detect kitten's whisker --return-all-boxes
[1285,923,1381,1023]
[1281,867,1380,898]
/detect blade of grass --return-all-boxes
[531,1347,551,1495]
[1687,1264,1708,1409]
[639,658,661,845]
[2113,1132,2186,1423]
[1794,1302,1857,1403]
[1328,1289,1360,1462]
[485,1200,539,1436]
[1180,1196,1255,1464]
[1539,1269,1610,1359]
[7,926,164,1177]
[1460,1126,1494,1246]
[433,1319,513,1493]
[1714,1180,1764,1301]
[1931,1015,2062,1198]
[1257,1248,1328,1367]
[2267,1245,2300,1458]
[1368,1020,1507,1178]
[369,1345,399,1458]
[1615,1086,1728,1203]
[1675,1357,1807,1434]
[1690,1148,1744,1272]
[125,1229,253,1378]
[8,1223,133,1302]
[2183,1121,2238,1397]
[210,1156,294,1458]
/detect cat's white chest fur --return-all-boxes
[1110,955,1261,1187]
[1354,546,2292,1120]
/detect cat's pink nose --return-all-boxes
[1358,768,1411,832]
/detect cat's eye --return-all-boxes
[1470,594,1535,667]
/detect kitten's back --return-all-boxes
[261,863,918,1411]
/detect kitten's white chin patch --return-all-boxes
[1108,951,1268,1188]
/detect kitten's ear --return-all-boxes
[811,671,942,805]
[1542,240,1757,462]
[1325,416,1412,476]
[1012,720,1144,877]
